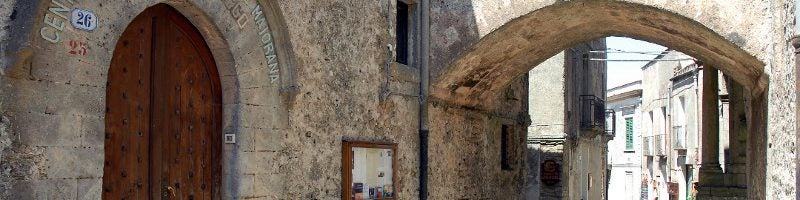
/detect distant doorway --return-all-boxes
[103,4,222,199]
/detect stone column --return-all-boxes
[726,78,748,188]
[699,66,723,183]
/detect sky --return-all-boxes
[604,37,667,88]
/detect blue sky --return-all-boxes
[605,37,667,88]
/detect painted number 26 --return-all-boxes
[76,12,92,27]
[71,8,97,31]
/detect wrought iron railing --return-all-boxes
[643,136,653,156]
[654,134,666,156]
[604,109,616,137]
[580,95,606,131]
[673,125,686,149]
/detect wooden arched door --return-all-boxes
[103,4,222,199]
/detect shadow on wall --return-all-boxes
[429,0,480,80]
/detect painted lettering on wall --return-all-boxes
[67,40,88,56]
[251,4,280,83]
[40,0,77,43]
[70,8,97,31]
[223,1,249,29]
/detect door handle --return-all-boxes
[166,186,176,198]
[162,182,176,199]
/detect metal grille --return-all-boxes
[673,125,686,149]
[654,134,666,156]
[580,95,606,130]
[643,136,653,156]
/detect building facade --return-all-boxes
[526,39,611,200]
[606,80,643,200]
[638,50,745,200]
[0,0,796,199]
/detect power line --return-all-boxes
[588,48,681,56]
[589,58,697,62]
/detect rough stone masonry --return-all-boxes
[0,0,796,199]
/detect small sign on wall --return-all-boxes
[541,160,561,186]
[71,8,97,31]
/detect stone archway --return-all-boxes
[430,1,765,109]
[429,1,769,199]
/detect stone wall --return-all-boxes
[0,0,427,199]
[428,0,797,199]
[0,0,796,199]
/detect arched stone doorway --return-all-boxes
[102,4,222,199]
[429,1,769,199]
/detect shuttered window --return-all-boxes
[625,117,634,151]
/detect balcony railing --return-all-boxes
[654,134,666,156]
[673,125,686,149]
[604,109,616,137]
[643,136,653,156]
[580,95,606,131]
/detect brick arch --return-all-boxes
[430,1,767,110]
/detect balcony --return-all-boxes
[643,136,653,156]
[580,95,606,132]
[673,125,686,149]
[604,109,616,138]
[654,134,666,156]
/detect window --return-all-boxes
[395,1,411,65]
[625,117,634,151]
[674,97,687,149]
[501,125,513,170]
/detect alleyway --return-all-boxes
[0,0,796,199]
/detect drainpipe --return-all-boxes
[417,0,431,199]
[694,64,701,171]
[792,0,800,198]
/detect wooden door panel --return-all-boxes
[105,4,221,200]
[103,8,154,200]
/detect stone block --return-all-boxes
[45,147,103,179]
[388,80,420,97]
[240,87,268,105]
[253,127,283,152]
[389,62,420,83]
[44,83,105,116]
[222,103,240,132]
[237,67,271,89]
[237,126,256,152]
[240,104,275,129]
[254,173,283,198]
[220,74,240,104]
[11,179,78,200]
[239,151,278,174]
[15,112,81,147]
[4,79,51,114]
[77,178,102,200]
[79,115,105,148]
[235,174,256,198]
[29,45,106,86]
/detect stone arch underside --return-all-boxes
[430,1,767,110]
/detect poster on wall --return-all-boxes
[342,141,397,200]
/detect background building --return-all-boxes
[606,80,643,200]
[526,39,611,200]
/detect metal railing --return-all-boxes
[604,109,616,137]
[643,136,653,156]
[654,134,666,156]
[673,125,686,149]
[580,95,606,131]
